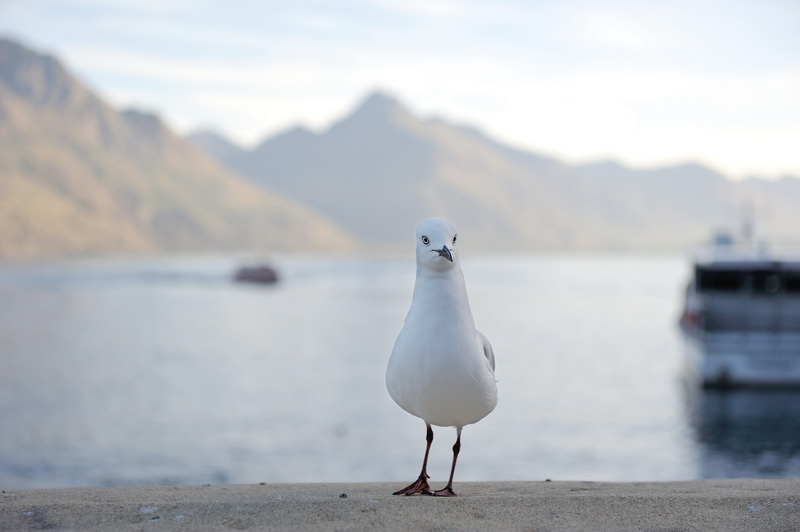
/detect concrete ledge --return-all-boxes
[1,479,799,531]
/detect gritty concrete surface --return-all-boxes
[1,479,799,531]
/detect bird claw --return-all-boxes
[433,487,458,497]
[392,476,433,496]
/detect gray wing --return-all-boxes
[478,331,495,372]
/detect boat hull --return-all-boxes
[683,330,800,387]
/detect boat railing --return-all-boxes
[699,331,800,356]
[692,241,800,265]
[700,295,800,333]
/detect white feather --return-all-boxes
[386,217,498,428]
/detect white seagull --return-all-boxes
[386,217,498,497]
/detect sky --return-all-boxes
[1,0,799,179]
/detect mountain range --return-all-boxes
[2,37,799,261]
[198,92,800,252]
[0,38,356,261]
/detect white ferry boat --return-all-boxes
[679,234,800,387]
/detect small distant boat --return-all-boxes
[679,231,800,388]
[233,264,279,284]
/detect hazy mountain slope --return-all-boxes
[225,92,600,250]
[216,90,800,252]
[737,176,800,242]
[220,93,691,250]
[574,161,743,248]
[187,129,245,161]
[0,38,357,260]
[226,94,435,244]
[578,161,800,245]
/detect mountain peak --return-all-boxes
[0,37,79,109]
[253,124,318,152]
[277,124,317,140]
[348,90,410,121]
[357,90,403,113]
[327,90,414,136]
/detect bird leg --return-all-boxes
[393,423,434,495]
[433,427,461,497]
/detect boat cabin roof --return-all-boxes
[697,259,800,270]
[693,243,800,270]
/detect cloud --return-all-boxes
[564,10,657,50]
[2,0,799,177]
[370,0,482,18]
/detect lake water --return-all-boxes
[1,254,799,489]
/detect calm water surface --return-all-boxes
[1,254,799,489]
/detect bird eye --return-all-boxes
[421,236,430,245]
[452,235,457,245]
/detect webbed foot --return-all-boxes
[392,476,433,496]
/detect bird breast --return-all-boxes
[386,273,498,427]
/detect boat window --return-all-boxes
[785,271,800,293]
[752,271,781,294]
[697,267,800,293]
[696,267,744,292]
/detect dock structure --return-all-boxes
[2,479,799,531]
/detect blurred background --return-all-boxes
[1,1,799,489]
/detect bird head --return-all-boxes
[415,217,460,271]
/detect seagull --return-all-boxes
[386,217,498,497]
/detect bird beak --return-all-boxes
[435,245,453,262]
